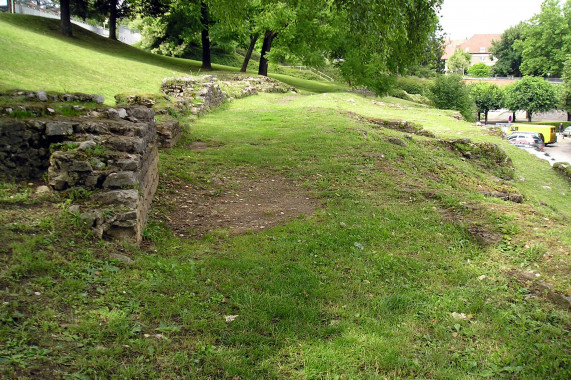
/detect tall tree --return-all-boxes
[200,0,212,69]
[469,82,504,123]
[504,76,558,122]
[408,28,446,77]
[109,0,118,40]
[489,22,526,77]
[60,0,73,37]
[206,0,262,72]
[331,0,443,93]
[518,0,571,77]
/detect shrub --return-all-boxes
[396,76,433,96]
[467,63,491,77]
[429,74,475,121]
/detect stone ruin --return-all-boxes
[0,76,296,244]
[0,90,158,244]
[118,75,295,148]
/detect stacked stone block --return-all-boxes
[0,101,158,245]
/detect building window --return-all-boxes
[465,47,470,52]
[480,56,486,62]
[480,47,486,53]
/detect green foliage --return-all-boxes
[49,142,79,154]
[518,0,571,77]
[329,0,443,94]
[396,76,434,96]
[7,109,34,118]
[407,30,446,77]
[489,22,526,77]
[559,57,571,113]
[467,63,491,77]
[469,82,504,122]
[447,50,471,74]
[429,74,475,120]
[504,76,558,121]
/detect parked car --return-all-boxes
[563,126,571,138]
[507,132,545,151]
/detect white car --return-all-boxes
[563,126,571,138]
[507,132,545,151]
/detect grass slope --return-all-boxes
[1,13,570,380]
[0,14,346,103]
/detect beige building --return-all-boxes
[442,34,502,73]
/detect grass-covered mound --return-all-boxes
[1,12,570,380]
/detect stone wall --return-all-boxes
[0,119,51,179]
[0,93,158,245]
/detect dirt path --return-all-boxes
[158,173,318,237]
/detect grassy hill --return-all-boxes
[0,14,346,103]
[1,13,570,379]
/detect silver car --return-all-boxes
[563,126,571,138]
[507,132,545,151]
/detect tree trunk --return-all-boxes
[200,1,212,70]
[258,30,277,76]
[527,111,532,122]
[109,0,117,41]
[477,112,481,122]
[567,111,570,121]
[512,112,516,123]
[484,110,488,124]
[240,34,258,73]
[60,0,72,37]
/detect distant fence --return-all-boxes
[280,65,335,82]
[13,4,141,45]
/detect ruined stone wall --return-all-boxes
[0,119,51,179]
[0,96,158,245]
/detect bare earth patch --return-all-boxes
[159,173,318,237]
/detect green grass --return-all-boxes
[0,14,347,103]
[1,13,570,380]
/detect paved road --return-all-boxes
[525,134,571,165]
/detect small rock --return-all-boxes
[91,189,139,208]
[36,90,48,102]
[78,141,97,151]
[225,315,239,322]
[80,210,103,228]
[387,137,405,146]
[542,186,552,190]
[102,171,137,189]
[46,108,56,115]
[45,121,74,136]
[339,222,346,227]
[69,205,80,213]
[478,275,487,281]
[91,94,105,104]
[35,185,51,195]
[354,242,364,250]
[117,108,128,119]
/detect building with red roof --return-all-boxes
[442,34,502,73]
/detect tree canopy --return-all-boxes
[469,82,504,123]
[489,22,526,77]
[518,0,571,77]
[429,74,474,120]
[447,50,471,74]
[559,57,571,120]
[504,76,558,121]
[127,0,443,94]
